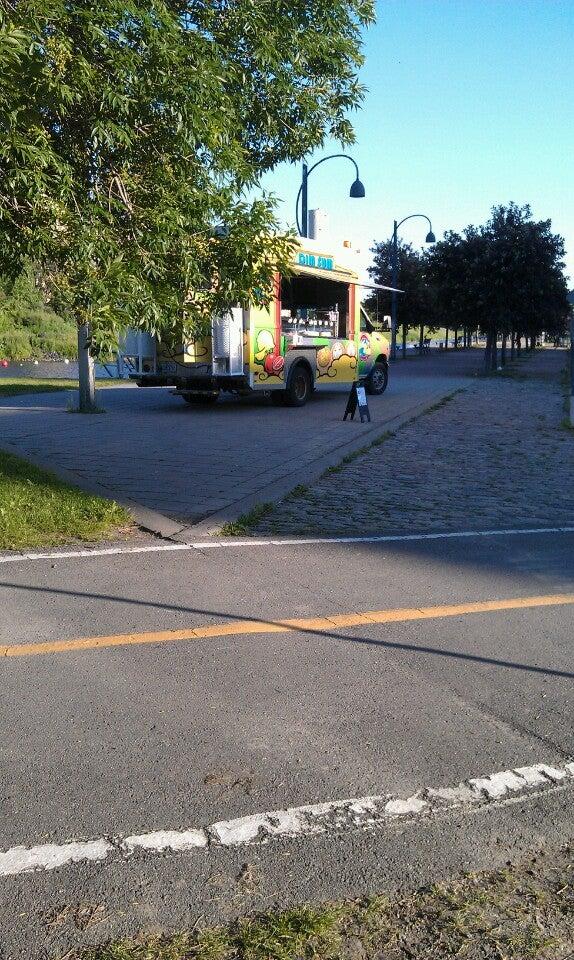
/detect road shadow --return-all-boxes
[2,572,573,682]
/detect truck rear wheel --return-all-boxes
[285,364,312,407]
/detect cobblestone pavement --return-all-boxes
[253,350,574,535]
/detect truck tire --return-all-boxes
[365,360,388,395]
[285,364,312,407]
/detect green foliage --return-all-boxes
[366,238,435,339]
[0,449,131,549]
[0,262,76,359]
[219,502,274,536]
[369,204,570,365]
[426,203,571,342]
[0,0,374,351]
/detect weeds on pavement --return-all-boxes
[78,845,574,960]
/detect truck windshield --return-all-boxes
[280,275,350,339]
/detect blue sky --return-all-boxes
[259,0,574,282]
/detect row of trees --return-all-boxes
[368,204,571,371]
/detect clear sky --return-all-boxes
[258,0,574,283]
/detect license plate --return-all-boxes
[159,362,177,374]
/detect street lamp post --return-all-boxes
[390,214,436,361]
[568,290,574,426]
[296,155,365,238]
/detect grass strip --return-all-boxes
[79,845,573,959]
[0,448,132,550]
[0,378,123,398]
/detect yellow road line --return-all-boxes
[2,592,574,659]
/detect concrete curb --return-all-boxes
[0,440,186,540]
[0,386,462,544]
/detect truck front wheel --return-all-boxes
[366,361,389,395]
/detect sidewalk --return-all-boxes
[252,349,574,535]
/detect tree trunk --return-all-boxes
[510,330,515,360]
[530,335,536,351]
[444,326,448,350]
[78,323,97,412]
[419,322,424,354]
[501,333,507,366]
[454,327,458,349]
[483,329,493,373]
[490,328,498,370]
[516,334,521,356]
[402,323,407,358]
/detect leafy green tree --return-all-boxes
[426,204,570,372]
[367,239,434,356]
[0,262,76,360]
[425,227,484,357]
[0,0,374,408]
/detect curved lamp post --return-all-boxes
[296,154,365,237]
[391,214,436,361]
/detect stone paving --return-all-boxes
[0,353,474,527]
[253,350,574,535]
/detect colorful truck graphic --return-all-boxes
[135,240,392,406]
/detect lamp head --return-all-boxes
[425,230,436,243]
[349,178,365,199]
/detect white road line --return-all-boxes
[1,525,574,565]
[1,759,573,878]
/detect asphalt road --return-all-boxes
[1,528,573,957]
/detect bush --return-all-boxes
[0,263,76,360]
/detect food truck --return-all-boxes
[134,239,394,407]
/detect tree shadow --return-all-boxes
[1,578,573,681]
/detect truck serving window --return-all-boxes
[280,275,350,341]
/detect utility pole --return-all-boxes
[300,162,308,239]
[390,221,398,362]
[296,155,365,239]
[389,214,436,362]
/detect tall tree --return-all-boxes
[426,204,570,372]
[0,0,374,408]
[367,239,433,357]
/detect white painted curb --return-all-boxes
[1,759,573,878]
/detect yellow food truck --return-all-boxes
[135,240,394,407]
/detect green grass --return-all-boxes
[78,845,574,959]
[219,502,274,537]
[421,389,463,414]
[0,377,123,398]
[400,326,451,343]
[0,449,133,550]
